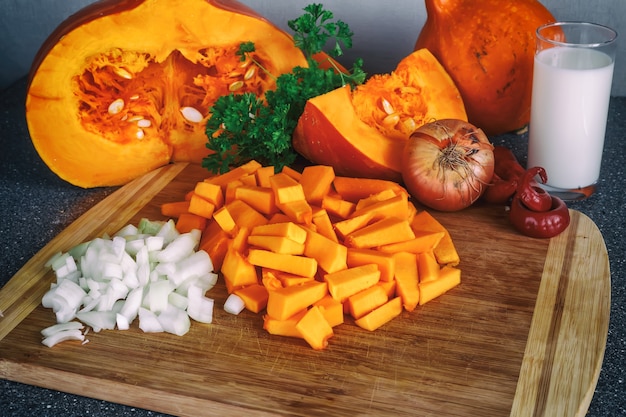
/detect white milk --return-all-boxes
[528,47,614,189]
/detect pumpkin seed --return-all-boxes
[382,113,400,127]
[403,118,417,132]
[137,118,152,128]
[136,129,145,140]
[108,98,125,115]
[180,106,204,123]
[129,94,140,100]
[244,67,256,80]
[229,80,244,92]
[228,71,242,78]
[114,67,133,80]
[381,98,395,115]
[127,115,143,122]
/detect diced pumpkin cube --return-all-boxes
[281,165,302,181]
[377,231,445,254]
[311,208,338,242]
[176,212,207,233]
[304,230,347,274]
[269,270,315,287]
[345,217,415,249]
[250,222,308,244]
[346,248,395,282]
[277,199,313,225]
[393,252,420,312]
[263,309,306,338]
[247,249,318,277]
[247,235,305,255]
[255,165,275,188]
[324,264,380,302]
[321,194,355,219]
[377,280,397,298]
[194,181,224,208]
[205,160,262,190]
[313,295,344,327]
[222,247,259,294]
[188,194,216,219]
[419,266,461,305]
[212,205,238,235]
[226,199,268,230]
[269,172,306,204]
[333,211,377,240]
[354,297,403,331]
[266,280,328,320]
[300,165,335,205]
[295,305,333,350]
[411,210,460,266]
[234,284,269,313]
[234,185,278,215]
[224,179,243,204]
[199,220,230,270]
[346,284,388,319]
[231,227,250,253]
[354,189,398,210]
[418,251,441,283]
[349,193,409,221]
[260,268,284,291]
[161,200,190,218]
[239,173,257,186]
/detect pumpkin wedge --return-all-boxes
[26,0,308,187]
[293,48,466,182]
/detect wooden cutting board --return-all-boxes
[0,162,610,417]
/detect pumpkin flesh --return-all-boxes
[293,48,466,181]
[26,0,307,187]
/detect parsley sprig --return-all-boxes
[202,3,366,174]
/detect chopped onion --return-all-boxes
[42,329,85,348]
[40,218,217,347]
[224,294,245,315]
[41,321,84,338]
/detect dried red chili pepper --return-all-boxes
[493,146,526,181]
[482,173,518,204]
[509,194,570,238]
[516,166,552,212]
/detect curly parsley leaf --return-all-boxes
[202,3,366,174]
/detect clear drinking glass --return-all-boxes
[527,21,618,200]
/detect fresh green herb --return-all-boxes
[203,3,366,174]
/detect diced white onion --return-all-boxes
[224,294,245,315]
[42,329,85,348]
[40,218,217,347]
[41,321,84,338]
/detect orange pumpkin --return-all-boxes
[293,48,467,182]
[415,0,555,135]
[25,0,308,188]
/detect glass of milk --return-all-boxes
[527,22,618,200]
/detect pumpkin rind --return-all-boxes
[415,0,555,135]
[26,0,307,188]
[293,48,466,181]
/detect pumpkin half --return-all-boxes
[293,48,466,182]
[415,0,555,135]
[26,0,308,188]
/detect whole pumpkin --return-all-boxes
[415,0,555,135]
[293,48,467,182]
[25,0,307,188]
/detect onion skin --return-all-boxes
[402,119,494,212]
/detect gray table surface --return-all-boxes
[1,77,624,416]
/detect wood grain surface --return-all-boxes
[0,162,610,417]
